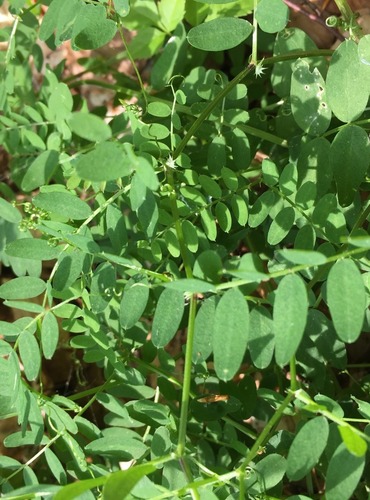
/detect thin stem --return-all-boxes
[172,49,332,161]
[176,294,198,456]
[289,357,298,391]
[173,64,254,160]
[117,24,148,108]
[238,390,295,471]
[251,0,258,65]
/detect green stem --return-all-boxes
[289,357,298,391]
[173,63,254,160]
[334,0,355,24]
[238,390,295,470]
[172,49,332,161]
[165,163,198,457]
[251,0,258,64]
[117,24,148,108]
[176,294,198,457]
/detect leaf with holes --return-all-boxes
[291,59,331,136]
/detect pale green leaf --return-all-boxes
[68,112,112,142]
[164,279,216,293]
[33,191,92,220]
[5,238,61,261]
[255,0,289,33]
[187,17,253,51]
[120,275,150,329]
[19,332,41,381]
[338,426,367,457]
[0,198,21,223]
[158,0,185,32]
[76,142,133,181]
[41,312,59,360]
[113,0,130,17]
[21,150,59,192]
[0,277,46,300]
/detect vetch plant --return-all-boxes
[0,0,370,498]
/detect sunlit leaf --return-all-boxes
[187,17,253,51]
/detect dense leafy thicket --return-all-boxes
[1,0,370,498]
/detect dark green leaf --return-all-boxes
[327,259,366,343]
[193,296,216,364]
[152,289,185,347]
[274,274,308,366]
[267,206,295,246]
[248,306,274,369]
[245,454,286,494]
[327,40,370,123]
[182,220,198,253]
[325,442,365,500]
[213,288,249,381]
[215,202,232,233]
[44,448,67,485]
[330,125,370,207]
[249,190,276,228]
[287,417,329,480]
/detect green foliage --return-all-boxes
[1,0,370,498]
